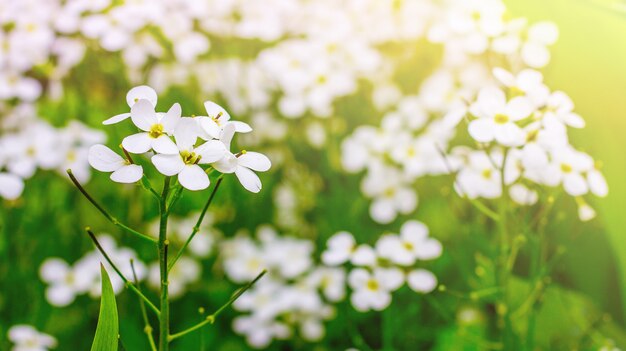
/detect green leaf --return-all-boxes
[91,264,119,351]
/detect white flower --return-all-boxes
[122,100,181,154]
[348,268,403,312]
[375,220,442,266]
[102,85,158,125]
[307,267,346,302]
[88,144,143,183]
[197,101,252,139]
[455,150,502,199]
[39,258,92,307]
[468,87,534,147]
[151,118,226,191]
[8,325,57,351]
[213,125,272,193]
[407,269,438,293]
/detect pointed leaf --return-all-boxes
[91,265,119,351]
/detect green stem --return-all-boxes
[131,260,157,351]
[67,170,157,244]
[86,229,160,317]
[168,176,223,272]
[495,150,514,347]
[159,177,171,351]
[168,269,266,341]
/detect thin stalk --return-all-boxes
[131,260,157,351]
[158,177,171,351]
[86,229,160,317]
[67,170,157,244]
[495,150,514,347]
[168,269,266,341]
[168,176,223,272]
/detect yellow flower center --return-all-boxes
[366,279,379,291]
[403,241,414,251]
[384,188,396,197]
[406,146,416,157]
[494,114,509,124]
[482,169,492,179]
[149,123,164,138]
[561,163,573,173]
[180,150,200,165]
[526,129,539,142]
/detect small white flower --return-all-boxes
[103,85,158,125]
[468,87,534,147]
[122,100,181,154]
[8,325,57,351]
[151,118,226,191]
[213,125,271,193]
[39,258,92,307]
[348,268,403,312]
[198,101,252,139]
[88,144,143,183]
[375,220,442,266]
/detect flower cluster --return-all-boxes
[221,226,343,348]
[7,324,57,351]
[0,104,104,200]
[454,67,608,219]
[39,234,146,307]
[89,85,271,192]
[322,220,442,312]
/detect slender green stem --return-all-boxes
[86,229,160,317]
[495,150,514,347]
[168,269,267,341]
[131,260,157,351]
[158,177,171,351]
[67,170,157,243]
[168,176,223,272]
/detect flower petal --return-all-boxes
[88,144,125,172]
[151,154,185,176]
[228,121,252,133]
[130,99,158,131]
[122,133,152,154]
[195,140,227,164]
[152,135,179,155]
[204,101,230,121]
[178,165,210,191]
[161,103,181,133]
[468,118,495,143]
[407,269,437,293]
[198,117,221,139]
[102,112,130,125]
[0,172,24,200]
[238,152,271,172]
[235,166,262,193]
[110,164,143,183]
[126,85,157,107]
